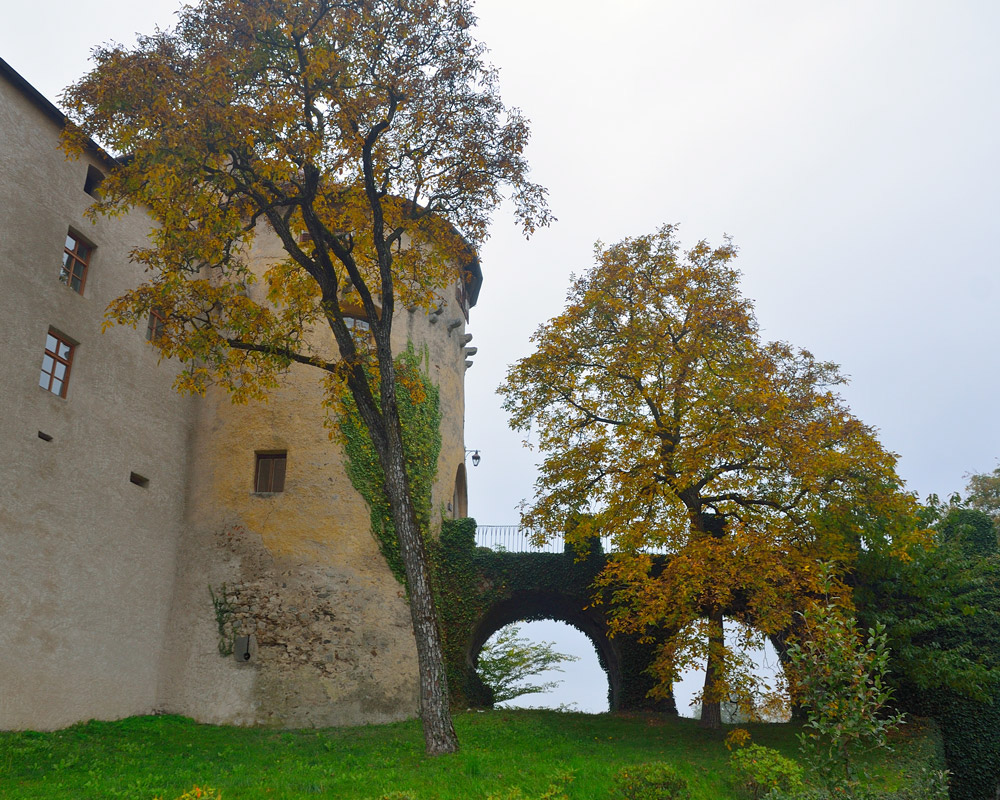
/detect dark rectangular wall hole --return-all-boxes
[37,431,53,442]
[129,472,150,488]
[84,164,105,198]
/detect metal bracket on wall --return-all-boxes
[234,635,257,664]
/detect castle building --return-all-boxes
[0,57,479,730]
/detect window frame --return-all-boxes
[343,315,370,333]
[254,452,287,493]
[146,307,166,342]
[60,231,93,294]
[39,330,75,398]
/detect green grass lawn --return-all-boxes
[0,710,943,799]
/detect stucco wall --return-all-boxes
[0,69,195,730]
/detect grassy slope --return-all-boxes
[0,710,943,799]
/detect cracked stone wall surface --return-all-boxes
[191,523,421,728]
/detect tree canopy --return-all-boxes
[499,226,920,728]
[63,0,550,754]
[964,464,1000,528]
[855,503,1000,799]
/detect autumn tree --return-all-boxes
[62,0,550,754]
[500,226,917,729]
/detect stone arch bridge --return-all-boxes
[436,519,677,713]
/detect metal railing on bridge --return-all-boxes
[474,525,565,553]
[474,526,620,554]
[473,527,671,555]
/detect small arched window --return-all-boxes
[453,463,468,518]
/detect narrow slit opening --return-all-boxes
[129,472,150,488]
[37,431,53,442]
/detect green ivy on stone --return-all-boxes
[338,343,442,585]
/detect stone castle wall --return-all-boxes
[0,57,475,731]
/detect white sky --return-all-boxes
[465,0,1000,525]
[5,0,998,711]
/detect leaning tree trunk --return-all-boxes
[379,409,459,755]
[699,609,725,729]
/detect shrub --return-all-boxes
[890,767,950,800]
[762,790,828,800]
[764,768,949,800]
[610,762,690,800]
[787,565,904,790]
[485,788,569,800]
[729,744,804,799]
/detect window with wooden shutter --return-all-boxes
[254,452,287,493]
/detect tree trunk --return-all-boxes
[699,610,725,729]
[379,406,459,755]
[321,176,458,753]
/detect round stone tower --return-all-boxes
[157,220,481,728]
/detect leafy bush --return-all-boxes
[888,767,951,800]
[729,744,803,798]
[610,762,690,800]
[787,566,904,790]
[762,790,829,800]
[854,520,1000,799]
[926,688,1000,800]
[484,788,568,800]
[765,767,949,800]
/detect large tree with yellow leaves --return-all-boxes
[500,226,919,728]
[63,0,550,754]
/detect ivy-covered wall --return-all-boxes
[433,518,674,714]
[856,541,1000,800]
[922,689,1000,800]
[338,343,442,584]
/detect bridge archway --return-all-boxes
[437,520,675,714]
[667,617,793,722]
[468,590,623,711]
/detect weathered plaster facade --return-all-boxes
[0,58,478,731]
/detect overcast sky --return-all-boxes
[5,0,997,713]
